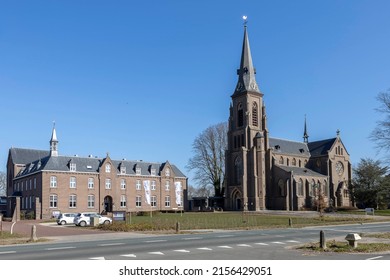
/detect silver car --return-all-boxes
[56,213,77,225]
[74,212,112,227]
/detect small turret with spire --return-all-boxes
[303,115,309,143]
[50,122,58,157]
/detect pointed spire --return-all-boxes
[234,17,261,95]
[50,121,58,157]
[303,115,309,143]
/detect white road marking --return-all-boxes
[218,246,233,249]
[255,243,269,246]
[182,237,202,240]
[121,254,137,258]
[366,256,383,260]
[237,244,252,247]
[98,243,125,247]
[197,247,212,251]
[90,257,105,260]
[145,240,167,243]
[174,249,190,253]
[45,246,75,251]
[149,251,165,255]
[0,251,16,255]
[286,240,300,243]
[217,235,235,238]
[272,241,286,245]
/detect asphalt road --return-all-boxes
[1,222,390,260]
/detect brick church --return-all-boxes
[224,24,352,211]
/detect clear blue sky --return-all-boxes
[1,0,390,185]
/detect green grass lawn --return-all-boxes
[102,212,377,232]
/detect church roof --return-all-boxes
[307,138,337,157]
[269,138,310,157]
[276,165,327,178]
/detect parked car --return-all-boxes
[74,212,112,227]
[56,213,77,225]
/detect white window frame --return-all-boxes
[165,168,170,177]
[105,163,111,173]
[136,196,142,207]
[87,195,95,208]
[49,194,58,208]
[151,180,156,190]
[120,166,126,174]
[165,180,170,191]
[69,194,77,208]
[105,178,112,189]
[151,196,157,207]
[120,179,126,190]
[136,167,141,175]
[151,168,156,176]
[50,176,57,188]
[70,163,76,172]
[165,196,170,207]
[88,178,94,189]
[136,180,141,190]
[70,177,77,188]
[120,195,126,208]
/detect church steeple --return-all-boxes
[234,19,261,95]
[50,122,58,157]
[303,115,309,143]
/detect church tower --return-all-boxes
[225,22,268,211]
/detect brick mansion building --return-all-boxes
[6,126,187,219]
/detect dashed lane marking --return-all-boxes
[217,235,235,238]
[45,246,76,251]
[271,241,286,245]
[148,252,165,255]
[99,243,125,247]
[174,249,191,253]
[366,256,383,260]
[286,240,300,243]
[218,246,233,249]
[144,240,167,243]
[255,243,269,246]
[182,237,203,240]
[121,254,137,258]
[0,251,16,254]
[237,244,252,247]
[197,247,213,251]
[90,257,105,260]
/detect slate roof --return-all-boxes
[9,148,49,165]
[276,165,327,178]
[269,138,310,157]
[307,138,337,157]
[11,148,186,179]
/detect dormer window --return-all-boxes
[105,163,111,173]
[299,148,305,153]
[70,163,76,172]
[151,168,156,176]
[120,166,126,174]
[275,145,280,150]
[136,167,141,175]
[165,168,170,177]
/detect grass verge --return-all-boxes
[298,240,390,253]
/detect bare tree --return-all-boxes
[0,171,6,196]
[187,122,227,197]
[371,90,390,161]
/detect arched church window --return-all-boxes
[278,179,285,196]
[238,103,244,127]
[279,157,284,165]
[298,179,304,196]
[252,102,258,127]
[309,179,315,196]
[235,156,243,184]
[292,158,296,166]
